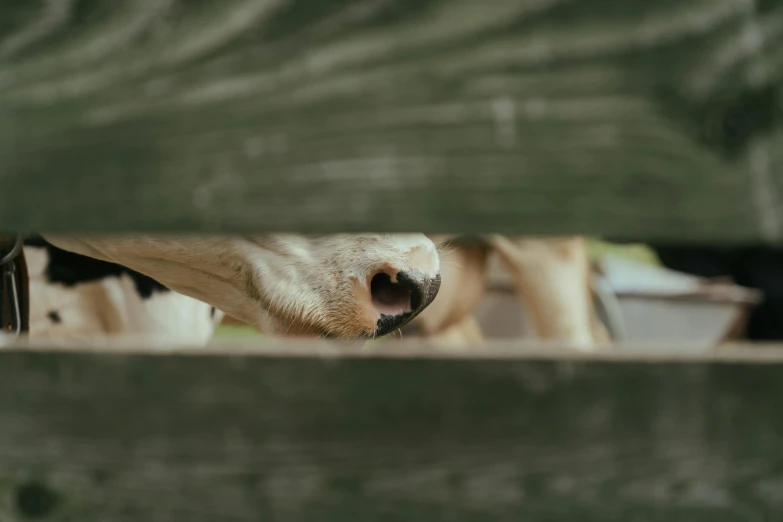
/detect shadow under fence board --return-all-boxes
[2,343,783,521]
[1,1,782,239]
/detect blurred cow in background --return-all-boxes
[400,235,609,348]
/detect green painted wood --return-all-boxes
[1,0,782,240]
[2,345,783,521]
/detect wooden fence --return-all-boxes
[2,0,783,520]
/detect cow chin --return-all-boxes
[257,272,442,341]
[257,305,377,341]
[259,303,429,341]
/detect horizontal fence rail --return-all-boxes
[0,341,783,521]
[1,0,782,239]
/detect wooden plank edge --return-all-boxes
[4,338,783,364]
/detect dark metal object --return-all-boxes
[0,235,29,337]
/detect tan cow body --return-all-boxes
[403,235,608,348]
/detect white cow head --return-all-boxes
[41,233,441,340]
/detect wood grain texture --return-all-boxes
[1,0,782,239]
[1,346,783,521]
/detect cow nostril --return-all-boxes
[371,273,412,316]
[370,271,439,338]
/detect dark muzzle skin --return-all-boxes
[373,271,441,338]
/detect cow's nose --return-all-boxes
[370,270,441,337]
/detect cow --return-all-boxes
[399,235,608,348]
[15,233,605,349]
[15,234,442,343]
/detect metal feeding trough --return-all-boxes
[474,254,763,346]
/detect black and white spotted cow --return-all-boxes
[24,236,223,343]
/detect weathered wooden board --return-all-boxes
[2,342,783,521]
[1,0,782,240]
